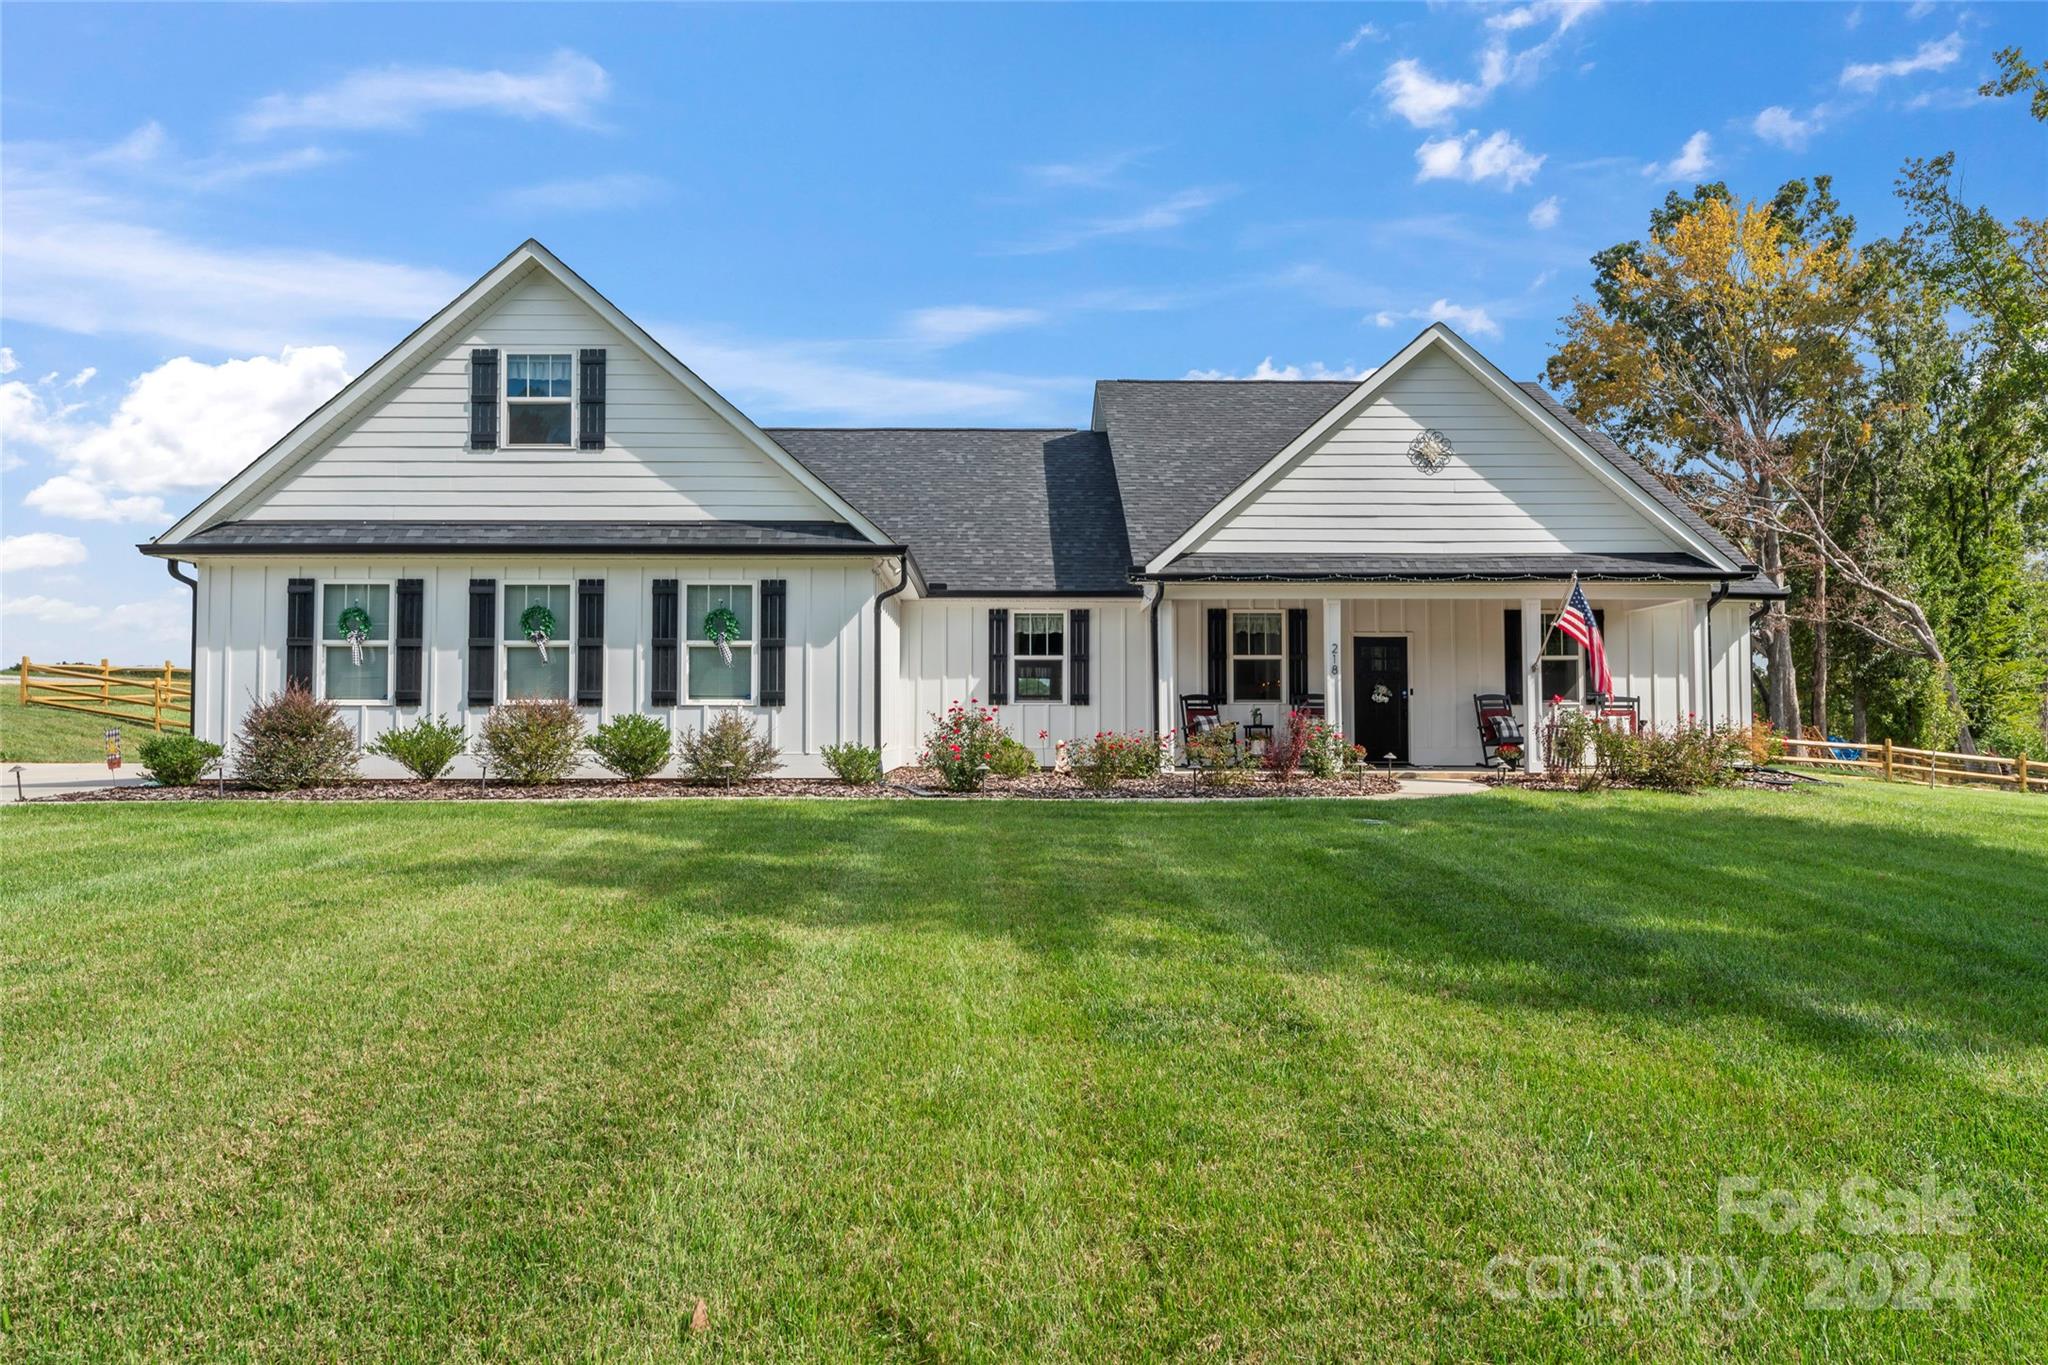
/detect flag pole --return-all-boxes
[1528,573,1579,772]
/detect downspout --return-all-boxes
[873,555,909,755]
[166,558,198,669]
[1145,578,1162,733]
[1703,579,1731,727]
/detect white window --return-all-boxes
[322,583,391,702]
[505,353,573,446]
[503,583,573,701]
[1539,610,1602,702]
[1012,611,1065,702]
[1231,610,1283,703]
[686,583,754,702]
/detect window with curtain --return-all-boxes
[686,583,754,701]
[502,583,572,700]
[321,583,390,701]
[1231,610,1283,702]
[1012,611,1065,701]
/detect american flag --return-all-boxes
[1555,580,1613,697]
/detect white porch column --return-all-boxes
[1322,597,1344,737]
[1154,585,1177,739]
[1520,595,1543,773]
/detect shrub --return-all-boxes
[1731,719,1783,766]
[820,741,883,785]
[1184,722,1252,785]
[586,713,673,780]
[138,732,221,786]
[1296,714,1350,779]
[678,711,780,785]
[235,687,358,790]
[475,700,585,785]
[1637,722,1743,791]
[988,734,1039,778]
[367,715,467,780]
[1069,730,1165,789]
[920,701,1009,792]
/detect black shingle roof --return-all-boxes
[145,520,883,555]
[769,428,1137,596]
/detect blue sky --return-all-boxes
[2,1,2039,662]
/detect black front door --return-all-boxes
[1353,636,1410,764]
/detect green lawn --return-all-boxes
[0,676,189,763]
[4,783,2043,1361]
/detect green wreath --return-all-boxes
[702,606,743,665]
[520,603,558,661]
[337,604,373,664]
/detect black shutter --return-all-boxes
[1286,608,1308,705]
[576,579,604,707]
[759,579,787,707]
[650,579,679,706]
[285,578,315,692]
[467,579,496,707]
[1206,608,1228,699]
[1069,609,1091,706]
[988,608,1009,705]
[578,348,606,450]
[1504,609,1523,704]
[469,348,499,451]
[394,578,424,705]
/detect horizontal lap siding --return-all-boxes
[895,600,1151,763]
[190,556,878,778]
[1195,351,1681,555]
[244,274,838,523]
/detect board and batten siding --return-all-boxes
[891,598,1153,764]
[243,272,838,523]
[1193,350,1685,556]
[1168,591,1751,768]
[189,556,881,778]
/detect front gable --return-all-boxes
[157,242,887,543]
[1154,326,1738,572]
[1193,347,1682,556]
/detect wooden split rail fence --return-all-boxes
[1773,735,2037,793]
[16,657,192,733]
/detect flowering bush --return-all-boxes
[921,701,1009,791]
[1545,700,1746,792]
[1184,722,1251,785]
[1069,730,1166,789]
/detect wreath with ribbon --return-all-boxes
[702,606,743,665]
[337,604,373,666]
[520,602,558,662]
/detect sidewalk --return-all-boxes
[1,763,147,804]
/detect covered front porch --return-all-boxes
[1154,580,1756,771]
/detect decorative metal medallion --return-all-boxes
[1407,428,1455,474]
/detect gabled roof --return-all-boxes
[1102,324,1752,576]
[770,429,1137,595]
[153,240,890,548]
[142,519,885,557]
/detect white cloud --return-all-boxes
[998,187,1232,254]
[1020,149,1148,189]
[239,50,611,137]
[1414,130,1545,189]
[0,593,99,624]
[491,172,668,216]
[1337,24,1385,57]
[1644,131,1714,181]
[0,348,17,375]
[66,367,96,389]
[1907,1,1936,19]
[0,589,187,643]
[1528,195,1562,228]
[11,347,351,525]
[1379,58,1489,128]
[1752,105,1821,150]
[1488,0,1605,34]
[0,533,89,573]
[1182,358,1373,381]
[903,306,1047,346]
[1373,299,1502,338]
[1840,33,1963,91]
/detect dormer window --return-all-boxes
[505,353,572,445]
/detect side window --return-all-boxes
[1231,610,1282,703]
[505,353,572,445]
[503,583,572,700]
[1012,612,1065,702]
[322,583,391,701]
[686,584,754,701]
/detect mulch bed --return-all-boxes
[40,766,1407,804]
[1487,768,1804,793]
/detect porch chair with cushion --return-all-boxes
[1289,691,1326,718]
[1598,695,1641,734]
[1473,692,1525,768]
[1180,693,1222,737]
